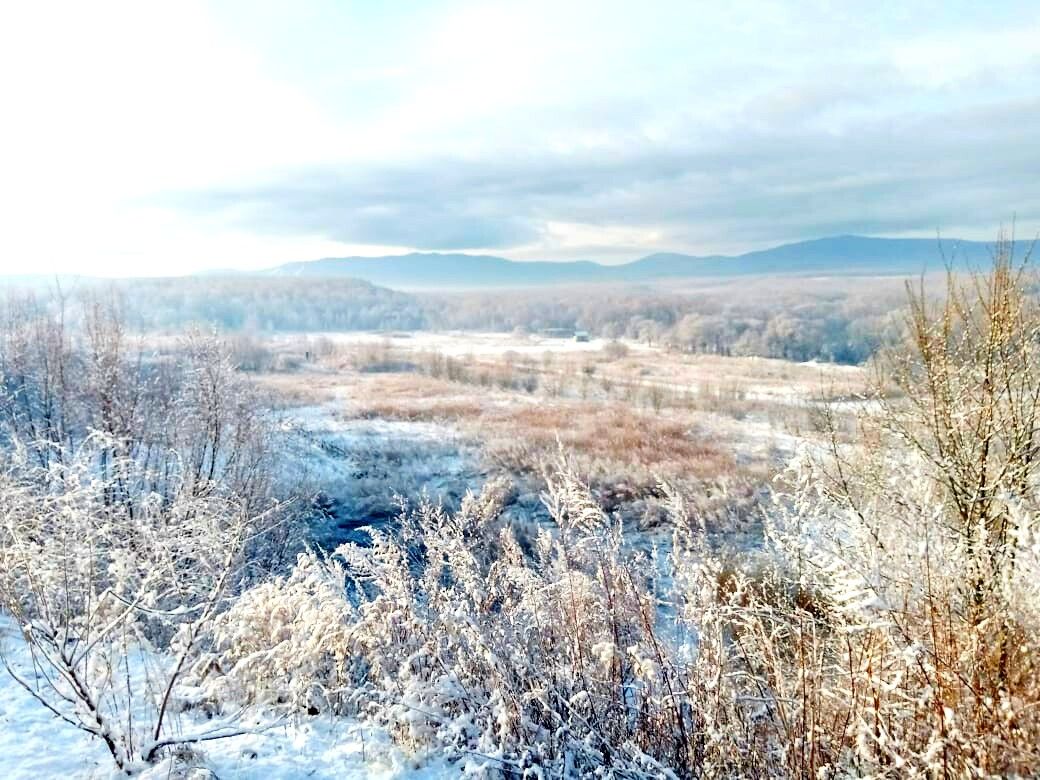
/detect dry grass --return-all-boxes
[337,372,743,485]
[323,335,870,417]
[342,373,488,421]
[256,338,850,543]
[208,434,1040,777]
[480,401,736,481]
[253,371,345,406]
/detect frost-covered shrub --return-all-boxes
[205,464,765,777]
[730,234,1040,776]
[749,444,1040,777]
[0,295,310,774]
[0,434,284,770]
[195,551,362,715]
[202,440,1040,777]
[0,294,289,523]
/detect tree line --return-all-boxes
[19,273,922,365]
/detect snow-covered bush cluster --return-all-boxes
[0,293,300,772]
[0,295,280,508]
[197,442,1039,777]
[197,549,362,716]
[0,434,290,771]
[757,445,1040,776]
[204,466,751,775]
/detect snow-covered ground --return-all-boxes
[0,626,111,777]
[279,401,487,548]
[0,619,456,779]
[291,330,648,357]
[724,414,806,465]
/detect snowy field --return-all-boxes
[285,330,650,357]
[279,401,487,548]
[258,329,870,500]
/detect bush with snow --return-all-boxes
[0,296,300,772]
[205,466,766,776]
[0,433,289,770]
[197,550,362,715]
[199,442,1040,777]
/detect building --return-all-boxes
[541,327,574,339]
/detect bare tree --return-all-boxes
[874,232,1039,601]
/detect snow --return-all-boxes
[0,619,457,779]
[291,330,649,357]
[141,719,455,780]
[726,415,806,464]
[0,626,111,777]
[278,403,486,548]
[798,358,863,372]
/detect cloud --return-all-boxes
[160,91,1040,259]
[892,26,1040,88]
[4,0,1040,273]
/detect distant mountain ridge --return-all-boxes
[265,235,994,289]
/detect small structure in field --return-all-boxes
[541,327,574,339]
[573,330,590,342]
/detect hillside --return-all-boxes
[266,235,994,288]
[268,253,612,287]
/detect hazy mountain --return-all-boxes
[266,235,994,289]
[269,253,612,288]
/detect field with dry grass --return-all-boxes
[253,331,870,546]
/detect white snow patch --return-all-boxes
[0,619,457,779]
[296,330,651,357]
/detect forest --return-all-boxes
[23,272,922,366]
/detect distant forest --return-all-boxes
[12,274,918,365]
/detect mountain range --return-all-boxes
[265,235,994,289]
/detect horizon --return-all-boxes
[0,232,1004,281]
[1,1,1038,277]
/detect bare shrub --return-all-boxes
[752,443,1040,776]
[0,295,281,509]
[0,435,282,770]
[876,232,1039,614]
[602,339,630,360]
[0,293,301,772]
[749,232,1040,775]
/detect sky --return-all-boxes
[0,0,1038,277]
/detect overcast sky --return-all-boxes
[1,1,1038,276]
